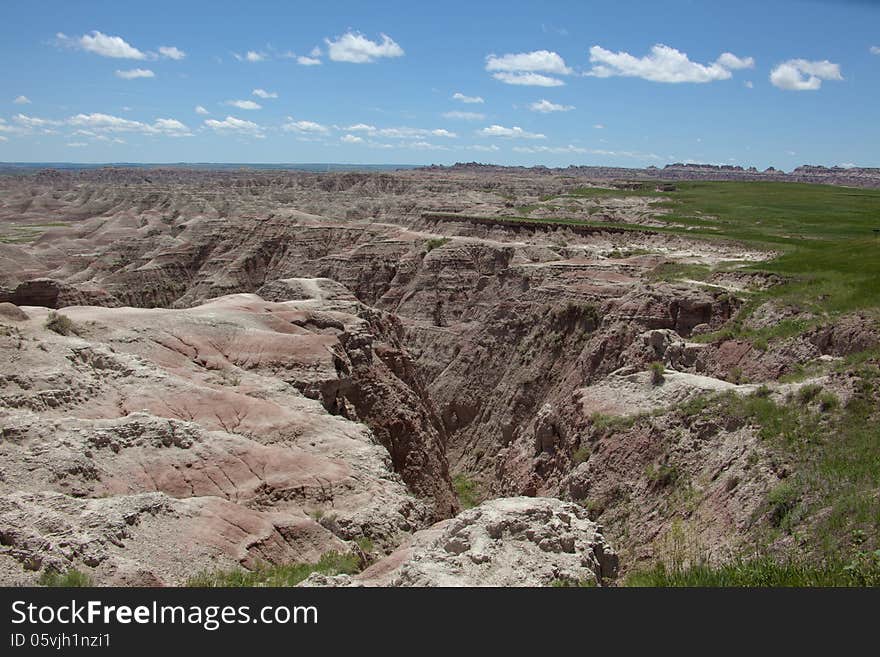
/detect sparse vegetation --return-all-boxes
[626,553,880,587]
[44,311,80,336]
[572,444,591,465]
[453,473,480,509]
[187,551,361,587]
[39,568,93,587]
[424,237,450,252]
[649,361,665,386]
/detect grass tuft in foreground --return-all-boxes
[187,551,360,587]
[626,553,880,587]
[39,568,93,587]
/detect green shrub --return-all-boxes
[39,568,92,587]
[650,361,665,386]
[646,463,679,488]
[572,444,591,465]
[425,237,450,252]
[453,474,480,509]
[797,383,823,404]
[44,311,79,336]
[767,481,800,528]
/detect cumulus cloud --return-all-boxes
[341,134,363,144]
[452,92,484,104]
[769,59,843,91]
[204,115,264,137]
[442,111,485,121]
[325,32,404,63]
[115,68,154,79]
[486,50,572,74]
[234,51,266,62]
[529,99,574,113]
[871,46,880,55]
[58,30,147,59]
[68,112,192,136]
[194,105,209,115]
[252,88,277,99]
[282,119,329,134]
[593,124,605,129]
[0,136,7,142]
[744,80,754,89]
[478,124,546,139]
[158,45,186,60]
[66,141,88,147]
[13,95,31,105]
[339,124,456,139]
[465,144,500,152]
[297,56,321,66]
[486,50,571,86]
[226,99,261,110]
[586,44,754,83]
[492,72,565,87]
[12,113,63,129]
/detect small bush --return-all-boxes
[650,361,665,386]
[572,444,591,465]
[44,311,79,336]
[425,237,451,252]
[818,391,839,412]
[39,568,92,587]
[767,481,800,528]
[453,474,480,509]
[797,383,823,404]
[646,463,679,488]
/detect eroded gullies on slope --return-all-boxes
[0,169,878,585]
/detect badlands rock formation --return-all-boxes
[302,497,618,587]
[0,167,875,585]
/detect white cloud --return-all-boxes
[586,44,754,83]
[479,124,545,139]
[195,105,209,115]
[452,92,484,104]
[12,113,63,129]
[66,142,88,147]
[234,51,266,62]
[226,99,262,110]
[67,112,192,136]
[282,119,329,134]
[310,46,322,57]
[870,46,880,55]
[204,115,264,137]
[341,134,363,144]
[0,136,7,142]
[58,31,146,59]
[297,56,322,66]
[252,88,278,99]
[744,80,754,89]
[339,124,456,139]
[492,72,565,87]
[486,50,572,75]
[716,53,755,70]
[325,32,404,63]
[529,99,574,113]
[593,124,605,129]
[770,59,843,91]
[513,144,587,154]
[115,68,155,79]
[158,46,186,60]
[486,50,571,86]
[443,111,485,121]
[465,144,499,152]
[13,95,31,105]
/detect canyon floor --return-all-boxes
[1,166,878,586]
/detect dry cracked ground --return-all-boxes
[0,167,877,586]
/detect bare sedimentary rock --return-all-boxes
[302,497,618,587]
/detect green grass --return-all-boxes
[453,473,481,510]
[424,237,451,252]
[39,568,93,587]
[626,553,880,587]
[44,311,81,336]
[186,551,360,587]
[676,369,880,557]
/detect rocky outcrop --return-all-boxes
[302,497,618,587]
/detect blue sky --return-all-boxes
[1,0,878,168]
